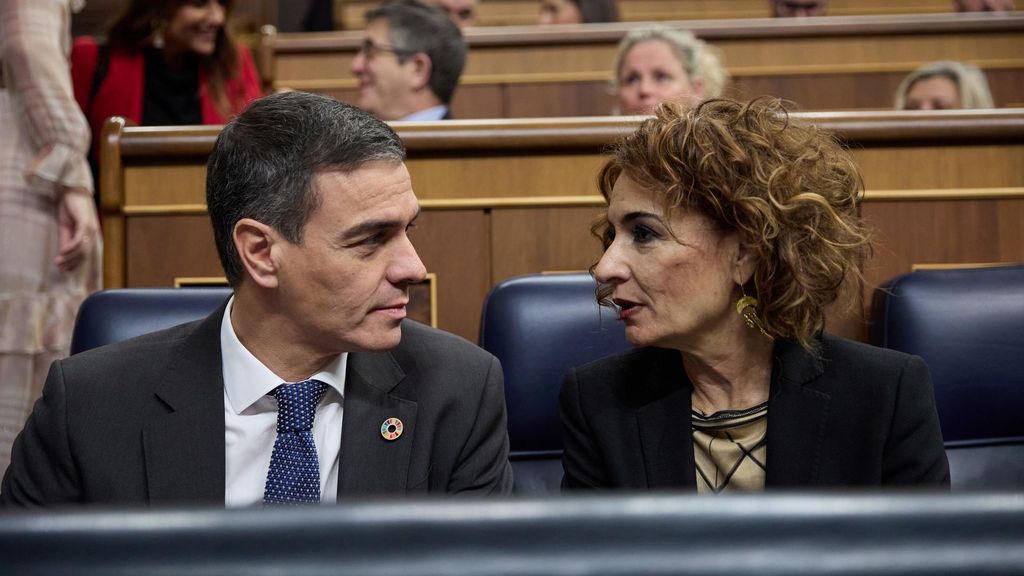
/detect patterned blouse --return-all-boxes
[692,402,768,493]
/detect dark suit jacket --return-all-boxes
[560,333,950,490]
[1,306,513,506]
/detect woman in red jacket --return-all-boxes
[71,0,262,164]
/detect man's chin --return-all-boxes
[347,325,403,353]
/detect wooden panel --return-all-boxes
[412,210,492,342]
[490,207,606,281]
[451,85,505,119]
[124,164,207,208]
[406,153,606,199]
[337,0,954,29]
[126,215,222,287]
[504,82,617,117]
[266,13,1024,116]
[862,198,1024,294]
[852,144,1024,190]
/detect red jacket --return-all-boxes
[70,37,262,156]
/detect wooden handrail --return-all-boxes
[109,109,1024,157]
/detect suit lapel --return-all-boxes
[765,339,831,487]
[632,349,696,490]
[142,304,228,505]
[337,351,417,495]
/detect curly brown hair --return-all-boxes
[594,97,870,350]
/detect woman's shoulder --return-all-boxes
[569,346,687,406]
[807,333,932,401]
[572,346,672,379]
[818,332,919,371]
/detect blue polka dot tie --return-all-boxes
[263,379,329,505]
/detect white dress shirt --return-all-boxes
[400,104,449,121]
[220,298,346,507]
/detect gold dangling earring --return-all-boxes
[151,20,166,49]
[736,286,773,340]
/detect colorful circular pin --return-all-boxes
[380,417,404,441]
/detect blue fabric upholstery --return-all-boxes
[870,265,1024,489]
[480,273,631,494]
[70,288,231,355]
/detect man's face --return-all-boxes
[272,161,426,355]
[771,0,827,17]
[351,19,417,120]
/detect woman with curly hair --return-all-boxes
[560,98,949,492]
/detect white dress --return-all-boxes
[0,0,100,473]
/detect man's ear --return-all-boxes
[407,53,433,91]
[234,218,280,289]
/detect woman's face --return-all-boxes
[593,173,745,351]
[539,0,582,24]
[903,75,961,110]
[164,0,227,57]
[618,40,701,115]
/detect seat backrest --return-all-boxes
[71,288,232,354]
[870,265,1024,489]
[479,273,631,494]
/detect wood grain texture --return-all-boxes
[337,0,955,29]
[264,13,1024,118]
[100,112,1024,343]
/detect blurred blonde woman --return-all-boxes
[895,61,994,110]
[612,26,728,115]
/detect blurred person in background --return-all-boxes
[560,98,950,492]
[895,61,994,110]
[771,0,827,17]
[539,0,619,25]
[611,26,728,115]
[953,0,1015,11]
[427,0,477,28]
[352,0,465,121]
[70,0,262,180]
[0,0,101,474]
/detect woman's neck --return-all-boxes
[683,328,775,415]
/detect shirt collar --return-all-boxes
[221,297,347,414]
[400,105,448,122]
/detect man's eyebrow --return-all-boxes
[340,207,421,241]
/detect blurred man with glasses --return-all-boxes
[352,0,466,121]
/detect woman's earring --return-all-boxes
[152,20,166,49]
[736,287,773,339]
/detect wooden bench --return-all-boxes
[261,12,1024,117]
[98,109,1024,343]
[336,0,957,29]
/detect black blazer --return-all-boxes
[560,333,950,490]
[1,305,513,506]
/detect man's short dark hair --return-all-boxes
[366,0,466,104]
[206,91,406,286]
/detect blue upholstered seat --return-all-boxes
[870,265,1024,489]
[480,273,631,494]
[71,288,232,355]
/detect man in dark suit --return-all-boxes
[1,91,513,506]
[351,0,464,121]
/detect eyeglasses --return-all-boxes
[358,39,417,59]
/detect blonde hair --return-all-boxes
[894,61,994,109]
[611,26,729,100]
[595,98,870,350]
